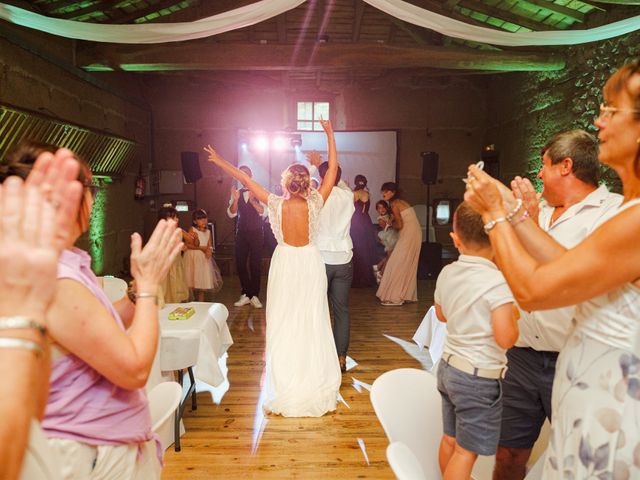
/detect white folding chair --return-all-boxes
[148,381,183,431]
[20,419,61,480]
[371,368,495,480]
[386,441,427,480]
[159,331,200,452]
[99,276,128,303]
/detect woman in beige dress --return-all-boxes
[376,182,422,306]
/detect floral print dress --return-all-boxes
[544,199,640,480]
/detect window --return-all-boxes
[296,101,330,131]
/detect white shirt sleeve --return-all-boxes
[227,194,237,219]
[484,278,514,311]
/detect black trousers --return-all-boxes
[326,262,353,357]
[235,229,263,298]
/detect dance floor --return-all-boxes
[162,275,436,479]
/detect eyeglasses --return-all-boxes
[598,103,640,121]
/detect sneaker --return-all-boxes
[234,294,251,307]
[250,296,263,309]
[381,300,404,306]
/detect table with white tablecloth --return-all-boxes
[159,302,233,387]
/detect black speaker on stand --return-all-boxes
[181,152,202,205]
[419,151,442,279]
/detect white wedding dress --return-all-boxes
[263,190,341,417]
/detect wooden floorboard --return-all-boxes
[162,275,436,479]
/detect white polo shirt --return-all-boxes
[316,181,355,265]
[516,184,623,352]
[435,255,514,370]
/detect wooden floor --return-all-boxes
[162,275,436,479]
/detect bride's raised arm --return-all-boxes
[317,119,338,202]
[204,146,270,204]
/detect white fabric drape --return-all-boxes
[363,0,640,46]
[1,0,639,46]
[0,0,305,44]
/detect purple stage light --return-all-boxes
[253,135,269,152]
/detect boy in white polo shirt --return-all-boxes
[435,202,519,480]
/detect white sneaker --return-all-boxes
[250,296,263,309]
[234,294,251,307]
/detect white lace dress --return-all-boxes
[263,191,341,417]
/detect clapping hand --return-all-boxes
[130,220,183,294]
[511,176,541,222]
[231,185,240,201]
[306,150,322,168]
[463,164,510,220]
[0,149,83,319]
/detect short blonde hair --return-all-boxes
[281,163,311,198]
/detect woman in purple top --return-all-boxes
[2,141,183,479]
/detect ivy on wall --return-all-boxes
[489,31,640,194]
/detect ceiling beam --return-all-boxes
[76,42,565,72]
[585,0,640,4]
[520,0,586,22]
[457,0,557,31]
[277,13,287,43]
[388,17,442,46]
[59,1,105,20]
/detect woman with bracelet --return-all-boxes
[0,148,83,480]
[464,58,640,479]
[1,141,183,479]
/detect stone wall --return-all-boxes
[484,30,640,192]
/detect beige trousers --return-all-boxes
[47,437,161,480]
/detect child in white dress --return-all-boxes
[183,209,223,301]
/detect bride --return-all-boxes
[205,119,341,417]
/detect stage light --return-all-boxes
[253,135,269,152]
[273,136,287,150]
[241,142,248,151]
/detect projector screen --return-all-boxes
[237,130,397,222]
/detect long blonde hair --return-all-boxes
[281,163,311,198]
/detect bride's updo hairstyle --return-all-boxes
[281,163,311,198]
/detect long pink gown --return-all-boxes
[376,206,422,304]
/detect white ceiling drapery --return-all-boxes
[0,0,306,44]
[1,0,639,46]
[362,0,640,46]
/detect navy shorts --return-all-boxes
[499,347,557,449]
[437,360,503,456]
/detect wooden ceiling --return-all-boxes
[6,0,640,89]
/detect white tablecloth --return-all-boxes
[412,306,448,370]
[159,302,232,387]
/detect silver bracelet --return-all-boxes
[0,338,43,357]
[136,292,158,305]
[483,216,509,233]
[0,316,47,336]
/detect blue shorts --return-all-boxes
[437,360,503,456]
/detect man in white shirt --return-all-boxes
[494,130,623,480]
[227,166,266,309]
[309,152,355,373]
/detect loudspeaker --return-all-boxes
[421,151,439,185]
[418,242,442,279]
[181,152,202,183]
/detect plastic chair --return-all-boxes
[159,331,200,451]
[370,368,495,480]
[100,276,128,303]
[371,368,442,479]
[386,441,426,480]
[148,381,183,431]
[20,419,61,479]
